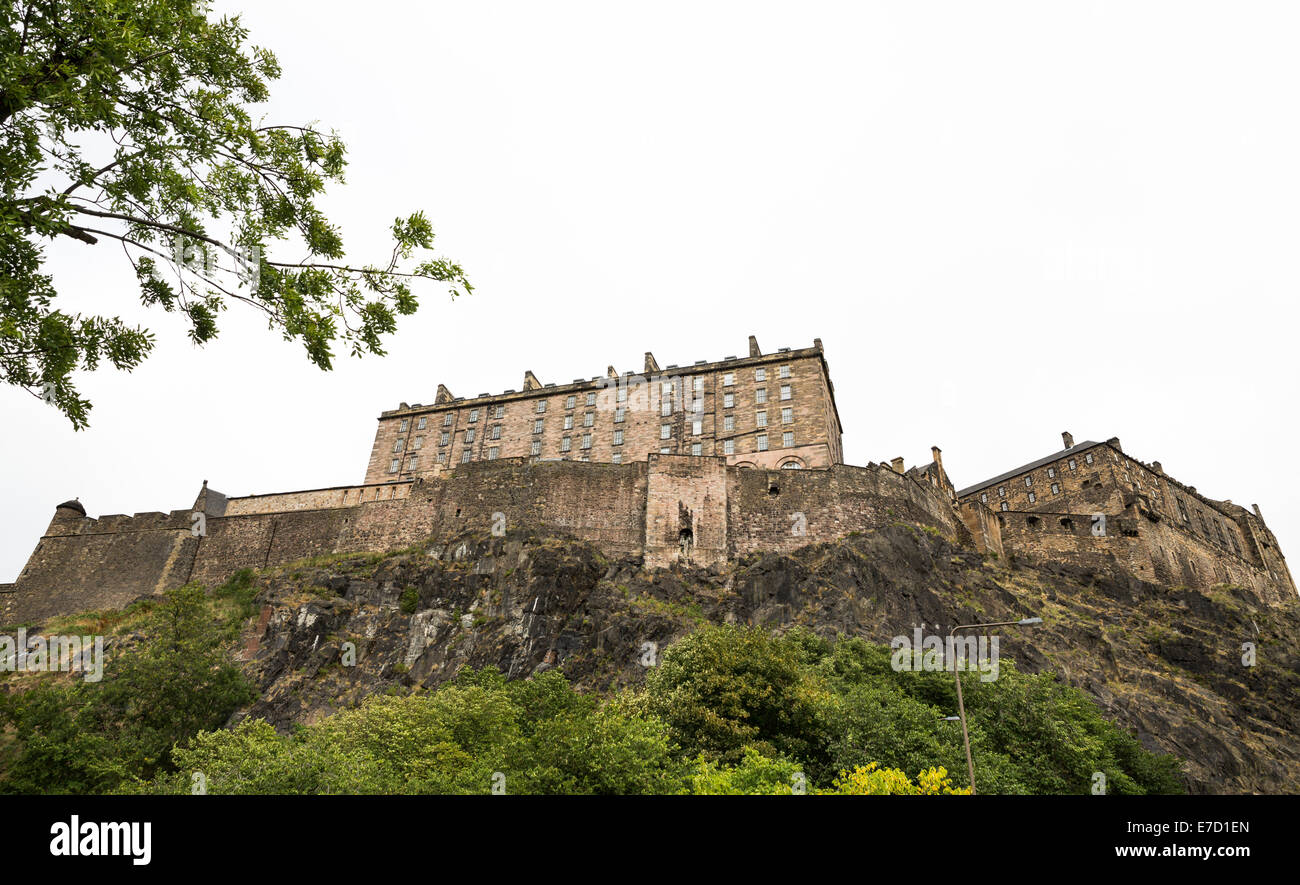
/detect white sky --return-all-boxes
[3,1,1298,582]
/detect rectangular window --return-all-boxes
[691,443,702,456]
[581,433,591,449]
[724,440,735,455]
[469,409,478,423]
[566,395,576,409]
[443,413,453,426]
[781,407,793,424]
[413,436,424,450]
[614,407,625,423]
[617,386,627,403]
[586,392,596,406]
[533,418,544,434]
[560,437,572,452]
[537,401,547,413]
[494,405,504,419]
[660,425,671,440]
[1068,458,1076,469]
[437,452,446,464]
[583,412,594,427]
[1024,476,1033,487]
[1027,491,1036,503]
[465,428,476,443]
[755,388,767,404]
[613,429,624,446]
[400,419,409,432]
[1047,467,1056,478]
[530,440,541,456]
[724,392,735,409]
[756,411,767,427]
[779,365,791,378]
[440,431,450,446]
[724,415,735,432]
[782,431,794,448]
[1051,483,1061,494]
[998,486,1006,497]
[755,367,766,382]
[661,399,673,416]
[564,415,574,430]
[461,450,471,463]
[660,447,671,454]
[1085,452,1094,465]
[780,385,792,401]
[756,434,769,452]
[389,458,400,473]
[723,373,735,386]
[980,492,988,503]
[1000,502,1009,512]
[491,425,501,440]
[393,439,405,453]
[612,453,622,464]
[692,420,703,435]
[417,417,427,430]
[693,377,704,391]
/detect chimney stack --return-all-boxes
[748,335,761,358]
[1152,461,1163,474]
[890,457,905,474]
[1062,431,1074,449]
[931,446,943,470]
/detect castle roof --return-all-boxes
[956,440,1106,498]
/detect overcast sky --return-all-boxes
[3,1,1297,582]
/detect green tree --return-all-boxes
[1,1,470,427]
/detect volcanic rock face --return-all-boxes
[235,525,1300,794]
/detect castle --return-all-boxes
[2,337,1294,625]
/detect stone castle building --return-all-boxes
[1,337,1294,625]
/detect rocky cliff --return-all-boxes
[233,524,1300,794]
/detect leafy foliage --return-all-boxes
[0,1,470,427]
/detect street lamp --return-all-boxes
[949,616,1042,795]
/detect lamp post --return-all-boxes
[949,617,1042,795]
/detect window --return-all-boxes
[491,425,501,440]
[724,440,735,455]
[980,492,988,503]
[400,419,409,432]
[564,415,574,430]
[437,452,446,464]
[1068,458,1077,469]
[413,436,424,450]
[530,440,541,456]
[495,405,504,419]
[581,434,591,449]
[998,486,1006,497]
[1027,492,1036,503]
[389,458,400,474]
[614,408,625,423]
[465,428,476,443]
[612,453,622,464]
[1085,452,1094,465]
[1000,502,1009,512]
[693,377,703,391]
[757,434,769,452]
[1047,467,1056,478]
[583,412,593,427]
[723,373,735,386]
[1051,483,1061,494]
[780,385,792,400]
[440,431,450,446]
[782,431,794,448]
[756,411,768,427]
[755,388,767,404]
[781,407,793,424]
[779,365,791,378]
[660,447,671,454]
[1024,476,1033,487]
[724,415,735,432]
[469,409,478,423]
[407,455,419,470]
[586,392,596,406]
[417,417,427,430]
[443,413,453,427]
[692,420,702,435]
[461,450,471,463]
[1177,499,1190,522]
[536,401,547,413]
[723,392,735,409]
[755,367,766,381]
[613,429,624,446]
[533,418,544,434]
[691,443,702,456]
[565,395,576,409]
[617,386,627,403]
[782,461,802,469]
[393,439,405,453]
[660,425,671,440]
[661,399,673,416]
[560,437,571,452]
